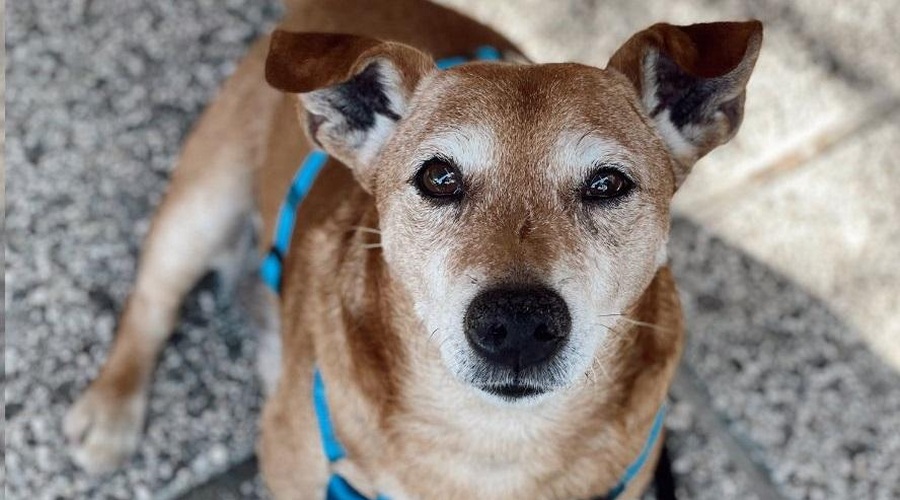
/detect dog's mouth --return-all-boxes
[478,383,547,400]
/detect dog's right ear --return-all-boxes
[266,31,435,189]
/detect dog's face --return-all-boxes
[375,64,675,400]
[266,22,762,402]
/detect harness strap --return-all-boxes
[605,403,668,500]
[313,369,347,463]
[315,368,391,500]
[260,149,329,292]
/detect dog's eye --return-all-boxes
[581,167,633,201]
[415,158,464,200]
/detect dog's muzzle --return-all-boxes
[464,285,571,397]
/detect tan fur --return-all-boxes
[66,0,761,497]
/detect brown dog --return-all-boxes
[64,1,762,498]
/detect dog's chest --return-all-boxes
[356,403,622,499]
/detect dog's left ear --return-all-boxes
[608,21,762,185]
[266,31,435,190]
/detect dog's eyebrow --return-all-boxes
[551,130,636,178]
[412,125,496,174]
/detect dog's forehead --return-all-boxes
[409,62,661,154]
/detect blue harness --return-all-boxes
[261,46,667,500]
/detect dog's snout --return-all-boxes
[464,286,571,370]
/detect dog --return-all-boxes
[64,0,762,498]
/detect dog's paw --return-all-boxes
[64,387,146,474]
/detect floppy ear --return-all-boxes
[266,31,435,189]
[608,21,762,184]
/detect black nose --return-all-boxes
[464,286,571,370]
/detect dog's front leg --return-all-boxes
[64,152,256,473]
[62,36,281,473]
[62,73,276,473]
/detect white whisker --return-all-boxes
[616,316,675,333]
[596,312,674,333]
[593,357,611,383]
[351,225,382,235]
